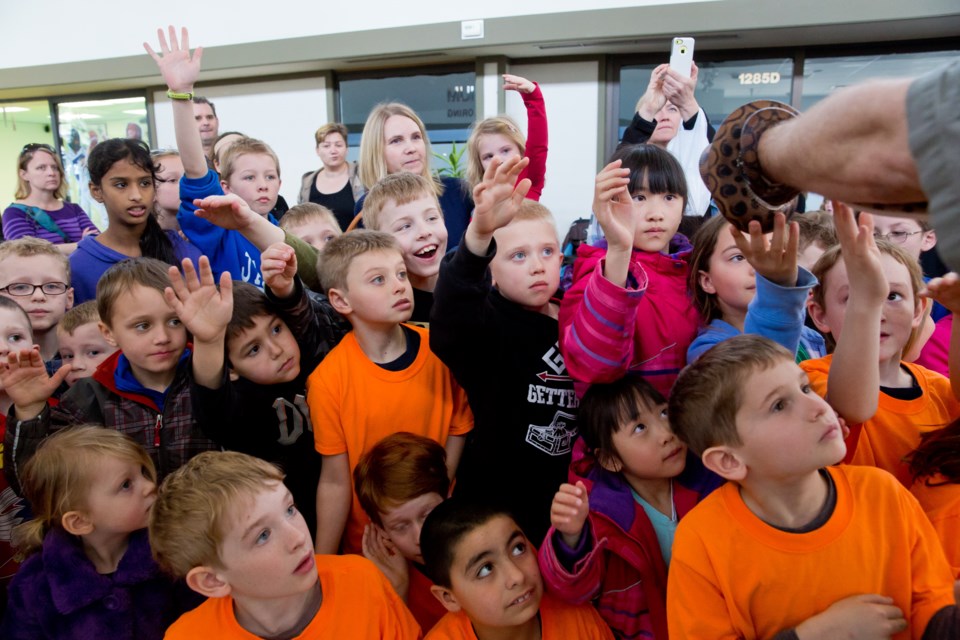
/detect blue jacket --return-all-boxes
[687,266,827,363]
[0,528,194,640]
[69,233,202,304]
[177,169,278,287]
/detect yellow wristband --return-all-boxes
[166,90,194,101]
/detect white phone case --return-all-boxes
[669,37,695,78]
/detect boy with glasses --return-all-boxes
[0,238,73,363]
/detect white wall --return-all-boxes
[503,62,600,237]
[152,77,332,206]
[0,0,698,68]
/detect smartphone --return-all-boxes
[669,37,695,78]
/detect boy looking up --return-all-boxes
[308,230,472,555]
[145,26,280,287]
[0,238,73,363]
[667,334,959,639]
[165,233,349,540]
[150,451,421,639]
[430,156,576,544]
[362,173,448,323]
[420,499,614,640]
[1,257,218,495]
[355,432,451,632]
[56,301,117,386]
[804,204,960,486]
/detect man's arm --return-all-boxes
[314,453,351,554]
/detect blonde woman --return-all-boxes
[355,103,473,245]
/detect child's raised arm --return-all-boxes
[922,272,960,400]
[550,481,590,549]
[593,159,636,288]
[164,256,233,389]
[732,213,800,288]
[825,203,885,423]
[144,27,207,180]
[503,73,548,201]
[464,155,531,256]
[261,242,298,300]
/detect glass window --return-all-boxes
[618,58,793,138]
[1,100,55,208]
[54,96,150,229]
[801,51,959,110]
[338,70,476,170]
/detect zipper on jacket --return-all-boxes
[154,414,162,448]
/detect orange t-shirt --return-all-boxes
[164,554,421,639]
[307,325,473,554]
[424,591,613,639]
[408,564,448,633]
[801,355,960,486]
[911,474,960,578]
[667,465,955,640]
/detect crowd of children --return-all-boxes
[0,23,957,640]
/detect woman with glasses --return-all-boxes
[3,143,100,253]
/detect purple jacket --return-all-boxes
[538,443,722,639]
[2,202,98,243]
[0,528,191,640]
[558,238,698,398]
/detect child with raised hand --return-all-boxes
[145,26,281,288]
[465,73,548,202]
[560,144,696,398]
[1,427,194,640]
[421,498,614,640]
[686,212,825,363]
[430,155,576,544]
[803,203,960,486]
[538,376,720,640]
[69,139,201,304]
[165,244,348,541]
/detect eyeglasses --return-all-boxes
[0,282,69,297]
[21,143,56,155]
[873,230,923,244]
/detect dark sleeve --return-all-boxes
[923,605,960,640]
[429,238,496,385]
[191,370,245,449]
[619,111,656,148]
[681,111,716,142]
[266,276,350,367]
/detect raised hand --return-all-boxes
[794,594,906,639]
[192,194,259,231]
[261,242,298,299]
[502,73,536,94]
[1,348,70,419]
[661,63,700,120]
[164,256,233,345]
[636,63,670,120]
[731,212,800,287]
[593,160,636,253]
[922,272,960,315]
[834,202,887,305]
[465,155,531,255]
[143,26,202,93]
[550,481,590,549]
[362,524,410,599]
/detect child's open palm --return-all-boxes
[143,26,202,93]
[192,194,260,231]
[550,481,590,549]
[593,160,637,253]
[471,155,531,236]
[834,202,887,304]
[731,212,799,287]
[164,256,233,344]
[502,73,536,94]
[1,348,70,418]
[922,272,960,315]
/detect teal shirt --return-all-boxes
[631,487,678,566]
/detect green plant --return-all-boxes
[433,142,466,178]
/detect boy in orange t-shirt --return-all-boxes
[308,231,472,555]
[667,334,959,639]
[150,451,421,640]
[803,204,960,485]
[420,499,613,640]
